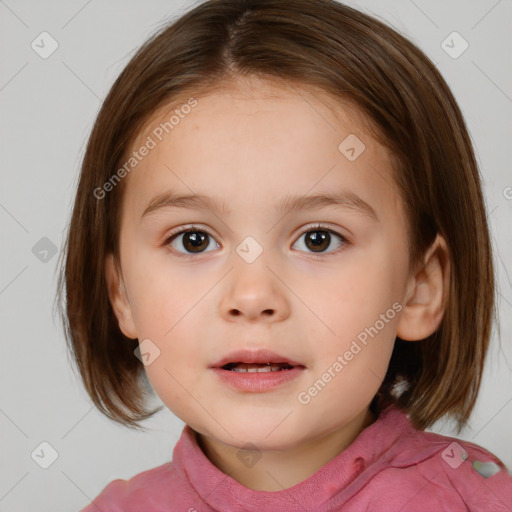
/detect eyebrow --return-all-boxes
[141,190,379,222]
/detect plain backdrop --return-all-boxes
[0,0,511,510]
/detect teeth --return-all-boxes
[229,363,288,373]
[232,366,282,372]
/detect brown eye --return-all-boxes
[293,226,347,255]
[305,230,330,252]
[166,228,219,255]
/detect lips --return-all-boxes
[210,348,305,370]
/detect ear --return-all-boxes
[104,253,138,339]
[396,234,451,341]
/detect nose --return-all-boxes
[220,264,290,323]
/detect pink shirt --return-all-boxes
[80,405,512,511]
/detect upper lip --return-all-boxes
[210,348,305,369]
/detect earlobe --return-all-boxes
[396,234,451,341]
[104,253,138,339]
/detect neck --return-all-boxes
[195,407,376,491]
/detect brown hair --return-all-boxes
[55,0,496,432]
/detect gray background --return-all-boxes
[0,0,511,510]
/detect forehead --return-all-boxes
[120,77,403,226]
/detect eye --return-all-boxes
[164,225,219,257]
[292,224,348,257]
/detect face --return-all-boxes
[107,76,414,451]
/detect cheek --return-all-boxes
[128,257,207,395]
[128,254,200,337]
[294,248,403,385]
[302,251,402,332]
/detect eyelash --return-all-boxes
[163,223,349,260]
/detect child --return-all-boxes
[57,0,512,510]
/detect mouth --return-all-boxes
[210,349,306,392]
[210,348,305,371]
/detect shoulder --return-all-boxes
[78,461,188,512]
[369,423,512,511]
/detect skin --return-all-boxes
[105,75,450,491]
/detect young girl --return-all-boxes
[57,0,512,510]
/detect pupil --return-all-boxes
[184,231,207,252]
[307,230,329,252]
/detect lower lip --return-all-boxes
[211,367,305,392]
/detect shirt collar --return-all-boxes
[173,404,414,511]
